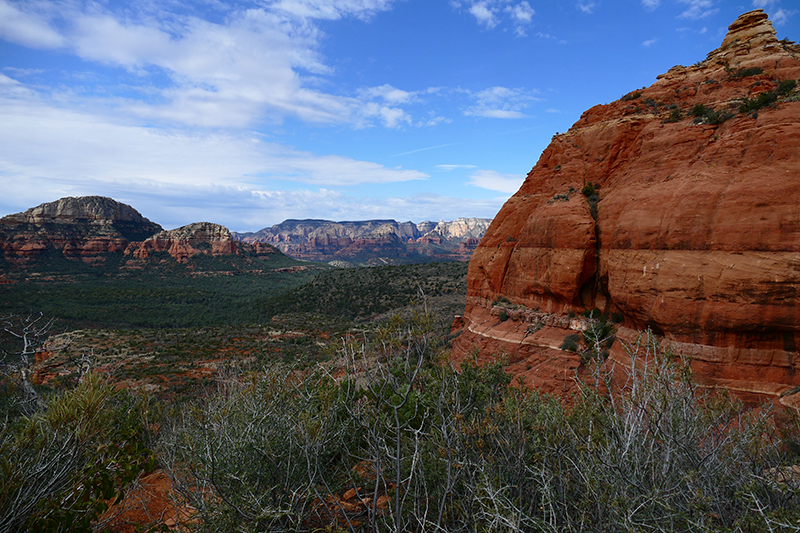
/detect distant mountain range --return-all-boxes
[234,217,492,265]
[0,196,295,278]
[0,197,491,276]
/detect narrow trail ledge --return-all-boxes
[452,10,800,407]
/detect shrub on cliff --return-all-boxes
[691,103,734,125]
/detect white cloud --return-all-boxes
[469,2,497,28]
[0,87,426,200]
[377,106,412,128]
[506,1,535,23]
[464,86,539,119]
[643,38,657,46]
[772,9,795,25]
[678,0,718,20]
[468,169,525,193]
[642,0,661,9]
[0,0,65,49]
[577,2,597,14]
[0,0,415,131]
[455,1,535,35]
[358,84,417,105]
[752,0,777,7]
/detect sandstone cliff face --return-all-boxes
[236,218,492,263]
[0,196,163,265]
[453,11,800,405]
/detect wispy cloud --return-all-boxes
[435,164,478,171]
[772,8,795,25]
[0,89,426,195]
[270,0,397,21]
[464,86,539,119]
[393,144,458,157]
[577,2,597,14]
[641,0,661,10]
[0,0,65,48]
[643,38,657,46]
[452,1,535,35]
[677,0,718,20]
[468,169,525,193]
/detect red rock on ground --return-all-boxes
[99,470,190,532]
[453,10,800,405]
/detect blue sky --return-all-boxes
[1,0,797,231]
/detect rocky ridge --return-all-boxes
[235,217,491,264]
[452,10,800,406]
[126,222,279,264]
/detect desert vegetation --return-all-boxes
[2,262,800,532]
[157,317,800,533]
[3,306,800,532]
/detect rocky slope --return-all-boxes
[452,10,800,406]
[235,217,491,264]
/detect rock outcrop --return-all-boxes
[127,222,238,263]
[452,11,800,405]
[0,196,163,265]
[236,218,492,264]
[126,221,283,264]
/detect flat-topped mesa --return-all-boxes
[0,196,163,264]
[452,11,800,407]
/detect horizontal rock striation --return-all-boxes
[453,10,800,405]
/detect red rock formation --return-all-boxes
[0,196,162,265]
[453,10,800,406]
[127,222,238,263]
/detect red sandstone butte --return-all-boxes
[452,10,800,407]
